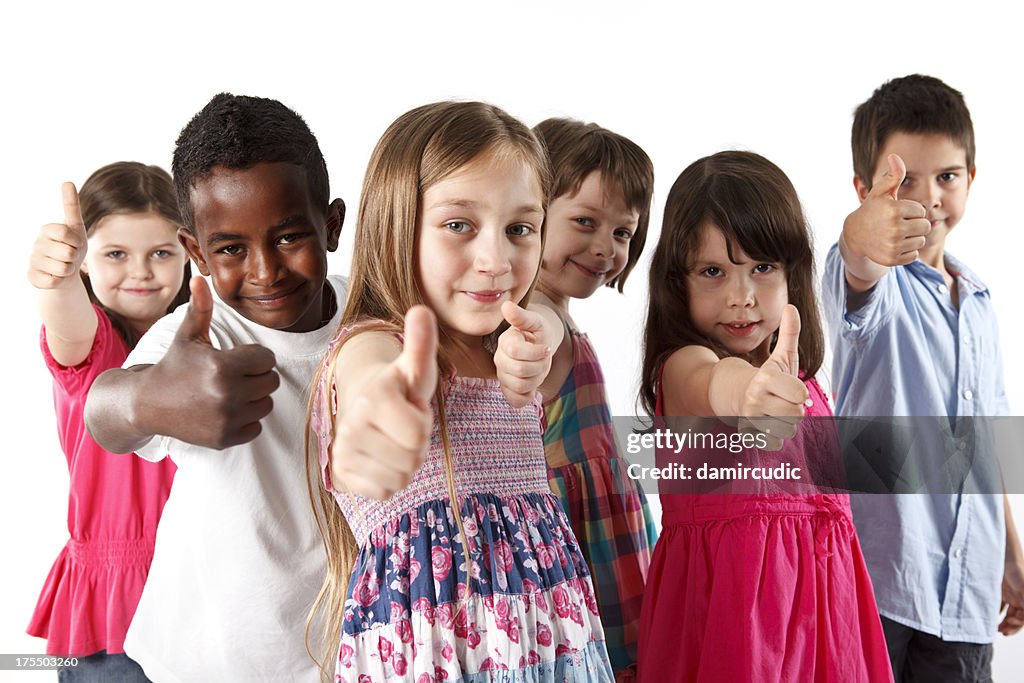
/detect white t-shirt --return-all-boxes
[122,275,347,683]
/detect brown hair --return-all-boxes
[852,74,975,188]
[305,101,550,680]
[640,150,824,416]
[533,117,653,291]
[79,162,191,348]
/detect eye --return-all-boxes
[105,250,126,260]
[444,221,471,234]
[701,266,723,278]
[507,224,534,237]
[574,217,594,228]
[152,249,173,259]
[753,263,777,274]
[277,232,307,245]
[939,172,957,183]
[614,228,634,241]
[216,244,244,256]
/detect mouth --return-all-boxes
[462,289,509,303]
[720,321,760,338]
[119,288,161,296]
[244,283,305,308]
[570,259,610,279]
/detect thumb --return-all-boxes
[501,300,543,335]
[62,182,87,240]
[397,305,439,408]
[872,153,906,201]
[176,276,214,344]
[768,304,801,377]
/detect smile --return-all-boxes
[244,283,304,307]
[570,260,608,279]
[119,288,161,296]
[462,290,508,303]
[721,321,759,337]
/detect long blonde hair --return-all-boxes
[305,101,550,680]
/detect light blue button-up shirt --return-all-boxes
[822,243,1008,643]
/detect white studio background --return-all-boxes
[2,1,1021,680]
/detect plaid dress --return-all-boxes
[543,326,658,681]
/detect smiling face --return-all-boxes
[416,151,544,347]
[858,131,974,263]
[82,212,187,332]
[539,171,639,308]
[686,223,788,362]
[179,162,341,332]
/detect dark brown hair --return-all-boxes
[533,117,653,291]
[852,74,975,188]
[640,150,824,416]
[80,162,191,348]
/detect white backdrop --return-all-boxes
[2,1,1021,680]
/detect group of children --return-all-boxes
[25,75,1021,683]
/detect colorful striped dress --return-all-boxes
[543,325,658,681]
[312,325,614,682]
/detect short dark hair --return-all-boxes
[852,74,975,188]
[533,118,654,292]
[172,93,329,231]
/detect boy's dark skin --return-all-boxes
[85,161,344,452]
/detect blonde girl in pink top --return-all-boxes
[26,163,189,681]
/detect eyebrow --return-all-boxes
[430,199,544,217]
[100,242,179,250]
[205,215,312,245]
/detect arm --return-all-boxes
[84,277,279,453]
[27,183,98,367]
[328,307,437,500]
[840,154,930,298]
[1001,493,1024,635]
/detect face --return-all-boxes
[686,223,788,361]
[180,162,342,333]
[416,152,544,346]
[858,131,975,251]
[82,212,187,332]
[540,171,639,303]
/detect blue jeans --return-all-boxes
[57,651,151,683]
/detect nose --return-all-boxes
[128,255,153,280]
[726,274,755,308]
[590,230,613,259]
[473,229,512,276]
[923,179,942,208]
[248,247,284,286]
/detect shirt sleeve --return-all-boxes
[40,305,128,395]
[822,242,898,340]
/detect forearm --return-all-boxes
[85,365,158,453]
[1007,494,1023,564]
[39,279,99,365]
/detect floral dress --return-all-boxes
[312,325,614,682]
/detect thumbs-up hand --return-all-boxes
[494,301,555,408]
[843,154,931,267]
[739,305,809,450]
[148,276,280,449]
[330,305,438,500]
[28,183,89,289]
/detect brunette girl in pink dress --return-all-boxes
[636,151,892,682]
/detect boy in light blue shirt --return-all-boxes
[823,74,1024,682]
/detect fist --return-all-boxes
[28,183,88,289]
[494,301,553,408]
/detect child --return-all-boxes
[308,101,614,682]
[531,118,658,681]
[84,93,347,683]
[823,74,1024,681]
[26,162,188,681]
[637,151,893,682]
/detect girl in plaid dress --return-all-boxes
[532,119,658,682]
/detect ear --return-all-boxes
[853,175,870,203]
[324,198,345,252]
[178,228,211,277]
[967,166,977,188]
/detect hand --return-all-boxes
[494,301,552,408]
[330,305,438,500]
[1000,555,1024,635]
[843,154,931,267]
[28,183,88,289]
[739,305,809,450]
[148,276,280,449]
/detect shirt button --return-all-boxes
[938,284,949,294]
[958,439,968,451]
[963,336,972,345]
[953,548,963,559]
[963,389,974,400]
